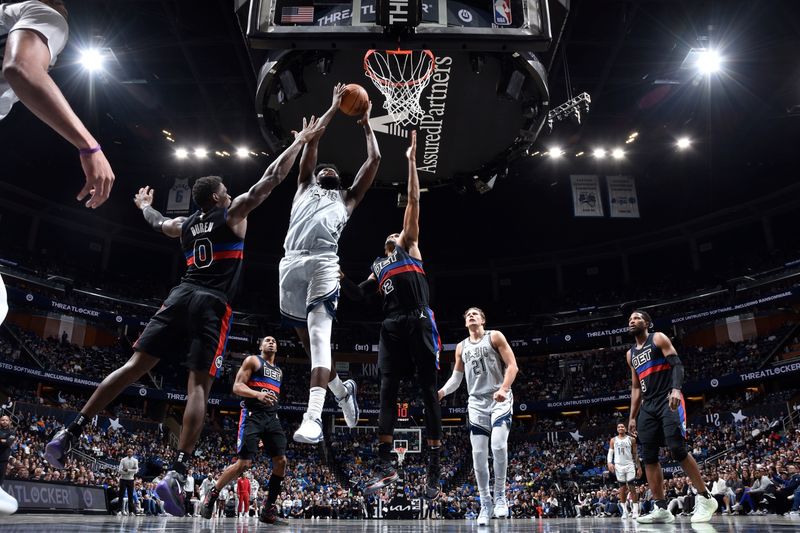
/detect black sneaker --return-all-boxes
[200,487,219,519]
[364,461,399,495]
[259,503,288,525]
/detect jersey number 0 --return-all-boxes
[193,238,214,269]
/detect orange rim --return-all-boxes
[364,49,436,88]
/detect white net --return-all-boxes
[364,50,435,127]
[395,448,407,465]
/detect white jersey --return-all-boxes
[612,435,634,466]
[1,1,68,120]
[283,184,349,253]
[461,331,505,397]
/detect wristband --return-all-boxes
[79,145,102,156]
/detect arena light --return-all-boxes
[549,146,564,158]
[696,49,722,74]
[194,147,208,158]
[236,147,249,158]
[79,48,105,72]
[611,148,625,159]
[592,148,606,159]
[175,148,188,159]
[677,137,692,150]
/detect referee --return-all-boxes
[118,448,138,515]
[0,415,17,515]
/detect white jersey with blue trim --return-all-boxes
[613,435,635,467]
[283,184,349,253]
[462,331,505,398]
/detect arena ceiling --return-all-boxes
[0,0,798,263]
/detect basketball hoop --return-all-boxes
[364,49,435,127]
[395,447,407,465]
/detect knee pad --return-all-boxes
[669,443,688,462]
[642,443,660,465]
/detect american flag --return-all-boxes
[281,6,315,23]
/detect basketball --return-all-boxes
[339,83,369,116]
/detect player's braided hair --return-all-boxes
[192,176,223,211]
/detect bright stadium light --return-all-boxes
[175,148,188,159]
[592,148,607,159]
[696,49,722,74]
[194,147,208,158]
[550,146,564,158]
[611,148,624,160]
[80,48,105,72]
[677,137,692,150]
[236,147,249,158]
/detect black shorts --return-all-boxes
[378,307,441,386]
[236,408,287,460]
[636,394,687,448]
[133,283,233,377]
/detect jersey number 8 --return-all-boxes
[193,238,214,269]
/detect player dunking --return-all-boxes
[438,307,519,525]
[201,336,288,525]
[627,310,718,523]
[342,131,442,499]
[44,117,325,516]
[607,422,641,519]
[283,84,380,444]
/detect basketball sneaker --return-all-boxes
[293,413,323,444]
[636,507,674,523]
[336,379,360,428]
[259,503,288,525]
[494,496,508,518]
[155,470,186,516]
[477,505,492,526]
[44,428,75,469]
[200,487,219,519]
[0,487,18,516]
[364,461,399,495]
[690,494,719,523]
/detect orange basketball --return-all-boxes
[339,83,369,116]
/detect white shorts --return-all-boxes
[467,391,513,437]
[615,463,636,483]
[278,251,340,325]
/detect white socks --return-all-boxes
[307,304,332,371]
[328,375,347,398]
[491,423,510,499]
[470,434,491,503]
[306,387,326,420]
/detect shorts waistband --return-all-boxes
[180,282,229,302]
[386,305,432,317]
[284,247,338,257]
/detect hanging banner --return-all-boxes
[166,178,191,214]
[570,175,604,217]
[607,175,640,218]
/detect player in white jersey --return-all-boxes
[607,422,642,519]
[438,307,518,526]
[283,85,381,444]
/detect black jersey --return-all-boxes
[180,207,244,300]
[243,356,282,414]
[0,426,14,453]
[370,245,430,315]
[630,332,672,401]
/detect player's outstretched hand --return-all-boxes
[292,115,326,144]
[331,82,346,109]
[493,387,509,402]
[628,419,638,437]
[357,101,373,126]
[667,389,681,411]
[78,150,115,209]
[134,186,154,210]
[406,130,417,162]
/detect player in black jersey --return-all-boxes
[626,310,718,523]
[44,116,326,516]
[201,336,288,524]
[342,131,443,499]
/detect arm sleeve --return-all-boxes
[340,275,377,302]
[607,443,614,464]
[666,353,684,390]
[440,370,464,396]
[142,206,168,233]
[11,2,69,66]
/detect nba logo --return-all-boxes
[493,0,512,26]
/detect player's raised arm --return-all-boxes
[297,84,346,192]
[344,102,380,214]
[490,330,518,402]
[228,116,325,229]
[134,186,185,238]
[397,130,421,258]
[627,349,641,437]
[232,356,276,405]
[438,342,465,401]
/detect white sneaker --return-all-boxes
[494,496,508,518]
[477,506,492,526]
[631,511,639,519]
[690,495,718,523]
[637,507,674,524]
[621,509,629,519]
[336,380,360,428]
[789,510,800,516]
[293,413,324,444]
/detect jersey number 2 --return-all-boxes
[471,358,487,376]
[193,238,214,269]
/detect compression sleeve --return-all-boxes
[440,370,464,396]
[142,206,168,233]
[666,353,685,390]
[607,442,614,464]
